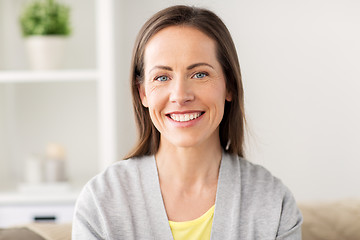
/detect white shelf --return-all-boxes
[0,0,117,208]
[0,191,80,205]
[0,69,99,83]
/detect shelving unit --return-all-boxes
[0,70,99,83]
[0,0,117,226]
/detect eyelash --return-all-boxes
[154,75,169,82]
[153,71,209,82]
[193,72,208,79]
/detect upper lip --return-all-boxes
[166,110,204,115]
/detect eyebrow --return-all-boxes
[148,62,214,74]
[187,62,214,70]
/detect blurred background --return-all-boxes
[0,0,359,227]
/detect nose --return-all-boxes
[169,77,194,105]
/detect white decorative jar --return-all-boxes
[25,35,67,70]
[43,143,68,183]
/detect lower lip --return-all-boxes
[166,113,204,128]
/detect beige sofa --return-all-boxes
[1,199,359,240]
[300,199,360,240]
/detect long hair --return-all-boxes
[125,5,245,159]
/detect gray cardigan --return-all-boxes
[72,152,302,239]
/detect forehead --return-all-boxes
[144,26,218,68]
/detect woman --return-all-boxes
[73,5,303,240]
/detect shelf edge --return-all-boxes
[0,69,99,83]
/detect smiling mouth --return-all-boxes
[167,112,204,122]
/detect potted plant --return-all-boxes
[19,0,71,70]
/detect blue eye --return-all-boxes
[193,72,207,79]
[155,75,169,82]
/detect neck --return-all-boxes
[155,138,222,188]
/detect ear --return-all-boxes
[138,83,148,107]
[225,89,232,102]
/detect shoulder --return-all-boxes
[82,155,152,196]
[224,153,300,211]
[226,154,303,238]
[237,157,293,208]
[239,157,284,189]
[227,155,288,195]
[74,155,154,211]
[72,156,154,238]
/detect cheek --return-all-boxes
[202,80,227,104]
[145,86,167,111]
[145,88,168,131]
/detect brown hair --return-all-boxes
[125,5,245,159]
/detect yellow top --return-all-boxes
[168,205,215,240]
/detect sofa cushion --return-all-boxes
[0,227,45,240]
[0,223,71,240]
[299,199,360,240]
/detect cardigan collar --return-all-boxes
[138,152,241,240]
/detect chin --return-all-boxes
[160,135,199,149]
[171,141,198,149]
[167,136,210,149]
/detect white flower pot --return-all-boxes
[25,36,67,70]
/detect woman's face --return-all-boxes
[140,26,231,149]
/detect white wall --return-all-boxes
[115,0,360,201]
[114,0,136,159]
[0,0,27,69]
[0,85,17,189]
[0,86,8,189]
[232,0,360,202]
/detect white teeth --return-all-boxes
[170,113,202,122]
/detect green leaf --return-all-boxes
[19,0,71,37]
